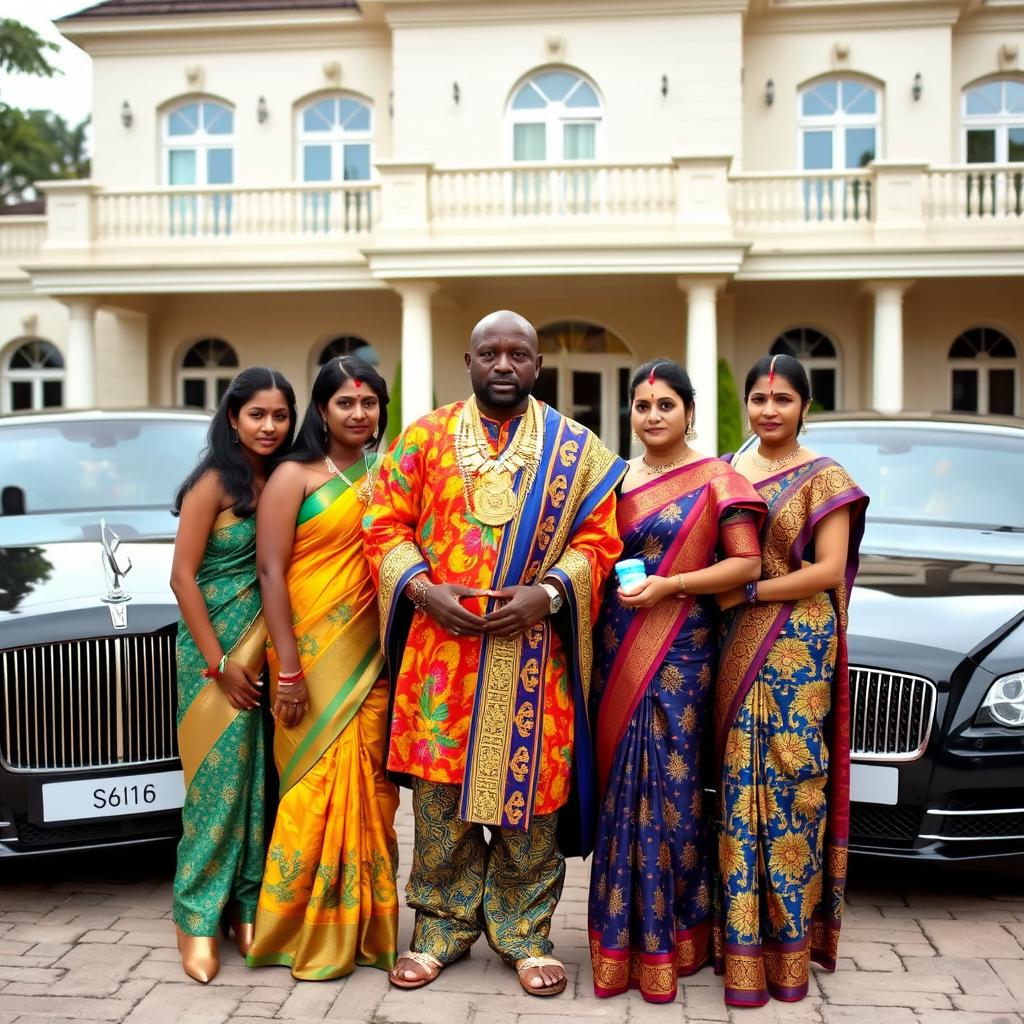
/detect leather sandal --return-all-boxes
[389,950,444,990]
[515,955,567,997]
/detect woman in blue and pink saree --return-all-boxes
[712,354,867,1008]
[588,361,765,1004]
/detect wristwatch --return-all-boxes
[540,582,564,616]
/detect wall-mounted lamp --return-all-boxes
[765,78,775,107]
[256,95,269,123]
[661,74,669,98]
[452,81,460,105]
[120,100,133,128]
[912,72,923,102]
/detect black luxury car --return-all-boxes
[0,409,209,857]
[802,413,1024,864]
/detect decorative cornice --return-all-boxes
[746,0,964,33]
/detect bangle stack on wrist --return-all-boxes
[676,574,687,599]
[202,654,228,680]
[277,669,308,708]
[745,581,759,604]
[406,576,432,612]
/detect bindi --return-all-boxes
[354,379,362,389]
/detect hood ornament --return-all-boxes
[100,518,133,629]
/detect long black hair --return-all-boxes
[629,359,696,409]
[286,356,390,463]
[173,366,297,516]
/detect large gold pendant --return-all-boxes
[472,468,517,525]
[357,480,374,505]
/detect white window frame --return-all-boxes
[2,339,65,413]
[961,78,1024,163]
[797,77,881,171]
[177,338,239,410]
[947,327,1020,416]
[161,99,236,187]
[506,70,604,164]
[296,94,374,183]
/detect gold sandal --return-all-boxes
[515,954,567,997]
[389,950,444,990]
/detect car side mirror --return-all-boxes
[1,486,26,516]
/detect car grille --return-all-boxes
[849,667,936,761]
[0,632,178,772]
[12,811,181,850]
[850,804,921,843]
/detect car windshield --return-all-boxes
[805,423,1024,531]
[0,419,209,515]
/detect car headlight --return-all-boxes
[977,671,1024,727]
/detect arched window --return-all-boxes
[799,77,878,221]
[948,326,1018,416]
[317,335,380,366]
[178,338,238,410]
[508,69,602,162]
[770,327,840,411]
[3,339,64,413]
[534,320,633,457]
[963,79,1024,164]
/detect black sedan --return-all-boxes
[805,413,1024,864]
[0,409,209,857]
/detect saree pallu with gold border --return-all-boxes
[173,510,268,936]
[712,457,867,1007]
[588,459,765,1003]
[247,467,399,981]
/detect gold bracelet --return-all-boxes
[676,574,687,598]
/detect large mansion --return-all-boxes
[1,0,1022,453]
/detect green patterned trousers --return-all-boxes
[407,778,565,964]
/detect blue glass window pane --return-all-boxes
[303,144,332,182]
[966,129,996,163]
[343,143,371,180]
[563,123,595,160]
[303,99,336,132]
[966,82,1000,115]
[340,99,371,131]
[1009,127,1024,163]
[532,71,577,102]
[845,127,876,168]
[512,83,547,109]
[803,130,833,170]
[168,149,197,185]
[168,103,198,136]
[1007,81,1024,113]
[203,102,233,135]
[802,81,837,117]
[566,82,599,108]
[513,123,546,161]
[207,148,233,185]
[843,82,877,115]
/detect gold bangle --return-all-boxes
[676,574,687,598]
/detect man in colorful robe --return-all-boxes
[363,309,625,997]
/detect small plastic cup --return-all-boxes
[614,558,648,592]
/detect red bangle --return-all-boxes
[202,654,228,680]
[278,669,305,683]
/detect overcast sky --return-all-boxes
[2,0,94,126]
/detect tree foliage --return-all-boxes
[717,357,744,456]
[0,18,90,206]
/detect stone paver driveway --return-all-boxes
[2,794,1023,1023]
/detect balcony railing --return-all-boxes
[94,182,379,243]
[429,162,677,224]
[924,164,1024,221]
[730,169,874,230]
[0,215,47,264]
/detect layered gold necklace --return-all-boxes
[323,453,374,504]
[454,396,544,526]
[751,445,806,473]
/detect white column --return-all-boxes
[867,281,911,413]
[679,277,724,457]
[395,281,438,428]
[64,299,97,409]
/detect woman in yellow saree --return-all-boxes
[247,356,398,980]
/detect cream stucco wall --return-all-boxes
[390,10,743,166]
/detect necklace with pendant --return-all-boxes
[324,453,374,504]
[640,449,691,475]
[751,445,806,473]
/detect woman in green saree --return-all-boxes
[170,367,296,984]
[247,356,399,980]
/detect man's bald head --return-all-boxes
[469,310,538,351]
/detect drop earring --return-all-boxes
[685,421,697,441]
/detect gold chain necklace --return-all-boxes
[453,396,544,526]
[640,450,691,475]
[323,453,374,504]
[751,445,805,473]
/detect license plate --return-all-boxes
[42,770,185,823]
[850,763,899,806]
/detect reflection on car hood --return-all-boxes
[0,508,177,549]
[862,520,1024,567]
[852,541,1024,656]
[0,537,175,620]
